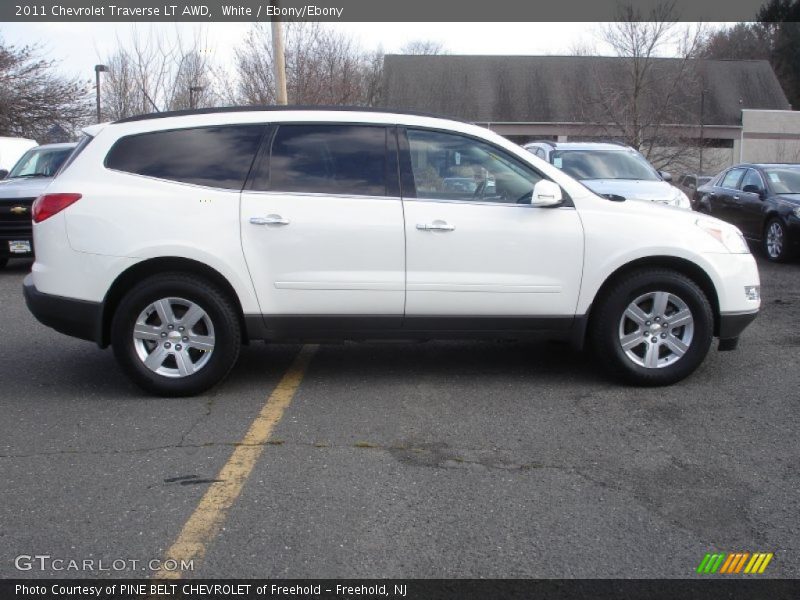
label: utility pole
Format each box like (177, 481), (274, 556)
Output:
(699, 89), (706, 176)
(94, 64), (108, 123)
(271, 2), (288, 105)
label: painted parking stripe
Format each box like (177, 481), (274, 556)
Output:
(156, 344), (318, 578)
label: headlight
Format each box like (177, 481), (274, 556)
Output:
(696, 219), (750, 253)
(793, 206), (800, 218)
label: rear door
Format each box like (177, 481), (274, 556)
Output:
(399, 127), (584, 332)
(713, 167), (747, 223)
(240, 123), (406, 335)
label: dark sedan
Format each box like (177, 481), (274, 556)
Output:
(694, 163), (800, 262)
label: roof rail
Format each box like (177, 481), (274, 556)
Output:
(113, 104), (465, 124)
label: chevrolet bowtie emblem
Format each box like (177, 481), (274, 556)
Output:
(10, 206), (27, 215)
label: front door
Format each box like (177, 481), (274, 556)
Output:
(400, 128), (584, 330)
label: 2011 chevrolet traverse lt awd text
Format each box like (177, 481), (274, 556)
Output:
(24, 108), (760, 396)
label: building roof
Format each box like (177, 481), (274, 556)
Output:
(383, 55), (791, 127)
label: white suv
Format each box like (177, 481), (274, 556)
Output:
(24, 108), (760, 396)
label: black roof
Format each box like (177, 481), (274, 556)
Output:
(113, 104), (459, 124)
(383, 55), (791, 127)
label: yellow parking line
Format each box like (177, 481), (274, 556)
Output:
(156, 344), (318, 579)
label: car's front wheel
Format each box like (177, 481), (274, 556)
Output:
(763, 218), (791, 262)
(590, 269), (714, 386)
(111, 273), (241, 396)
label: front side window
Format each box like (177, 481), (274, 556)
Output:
(265, 124), (387, 196)
(9, 146), (74, 179)
(720, 168), (746, 189)
(407, 129), (542, 204)
(550, 150), (660, 181)
(105, 125), (265, 190)
(740, 169), (764, 191)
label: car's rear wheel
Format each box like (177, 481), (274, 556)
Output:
(590, 269), (714, 386)
(111, 273), (241, 397)
(763, 218), (791, 262)
(0, 256), (8, 270)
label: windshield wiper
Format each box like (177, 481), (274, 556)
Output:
(14, 173), (50, 178)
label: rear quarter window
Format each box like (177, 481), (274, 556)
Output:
(105, 125), (265, 190)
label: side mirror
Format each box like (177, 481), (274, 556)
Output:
(659, 171), (673, 182)
(742, 184), (765, 197)
(531, 179), (563, 207)
(0, 169), (8, 180)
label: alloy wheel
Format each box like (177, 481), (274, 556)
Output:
(618, 291), (694, 369)
(766, 222), (784, 259)
(132, 297), (215, 378)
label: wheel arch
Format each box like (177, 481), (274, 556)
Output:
(583, 256), (721, 343)
(99, 257), (248, 348)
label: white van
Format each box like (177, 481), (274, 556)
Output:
(0, 137), (38, 176)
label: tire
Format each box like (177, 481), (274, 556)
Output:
(763, 218), (792, 262)
(111, 272), (241, 397)
(0, 256), (8, 270)
(589, 269), (714, 386)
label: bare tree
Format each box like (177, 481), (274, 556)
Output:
(399, 40), (447, 55)
(235, 23), (384, 106)
(0, 36), (91, 141)
(99, 26), (217, 120)
(573, 2), (707, 171)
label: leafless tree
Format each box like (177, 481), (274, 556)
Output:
(99, 26), (217, 120)
(235, 23), (386, 106)
(573, 2), (707, 172)
(400, 40), (447, 55)
(0, 36), (91, 141)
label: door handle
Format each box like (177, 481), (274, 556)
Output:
(250, 214), (290, 226)
(733, 195), (740, 201)
(416, 221), (455, 232)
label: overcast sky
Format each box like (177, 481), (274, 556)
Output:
(1, 21), (730, 84)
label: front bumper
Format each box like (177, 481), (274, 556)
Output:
(717, 310), (759, 351)
(23, 274), (103, 344)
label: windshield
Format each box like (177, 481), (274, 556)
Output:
(550, 149), (660, 181)
(8, 146), (74, 179)
(764, 167), (800, 194)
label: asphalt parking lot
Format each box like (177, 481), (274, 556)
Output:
(1, 254), (798, 579)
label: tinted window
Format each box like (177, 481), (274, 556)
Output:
(265, 124), (387, 196)
(740, 169), (764, 191)
(720, 168), (746, 189)
(106, 125), (265, 189)
(408, 129), (542, 204)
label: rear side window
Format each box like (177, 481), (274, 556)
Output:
(262, 124), (387, 196)
(720, 168), (746, 189)
(105, 125), (265, 190)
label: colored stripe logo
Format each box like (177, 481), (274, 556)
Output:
(697, 552), (773, 574)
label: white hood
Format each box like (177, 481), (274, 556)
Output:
(581, 179), (677, 203)
(0, 176), (54, 200)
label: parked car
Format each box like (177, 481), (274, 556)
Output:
(676, 174), (712, 199)
(0, 142), (78, 269)
(0, 136), (37, 177)
(24, 108), (759, 396)
(523, 141), (691, 209)
(694, 163), (800, 262)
